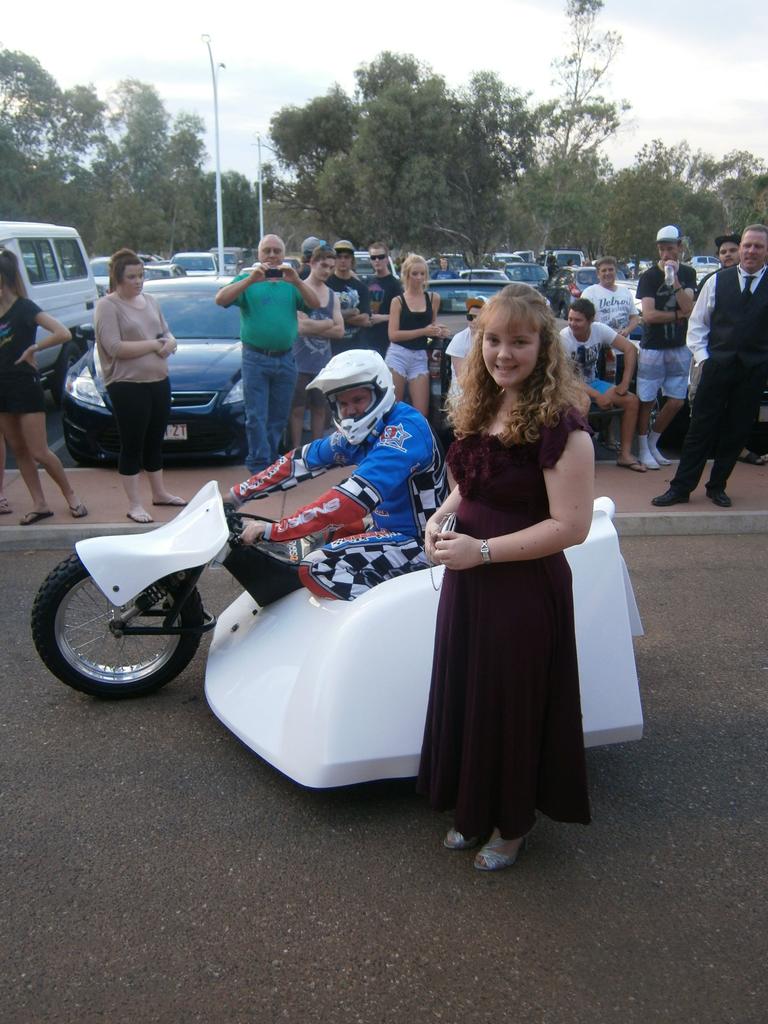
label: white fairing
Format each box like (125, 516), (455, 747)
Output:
(75, 481), (229, 605)
(205, 497), (643, 788)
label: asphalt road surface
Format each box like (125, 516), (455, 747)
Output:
(2, 537), (766, 1023)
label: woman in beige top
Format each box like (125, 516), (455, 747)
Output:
(94, 249), (185, 523)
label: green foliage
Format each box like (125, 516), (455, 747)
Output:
(603, 140), (758, 258)
(3, 15), (767, 270)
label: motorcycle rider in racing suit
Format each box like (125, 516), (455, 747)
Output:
(227, 349), (447, 601)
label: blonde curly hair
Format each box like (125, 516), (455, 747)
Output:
(449, 284), (583, 446)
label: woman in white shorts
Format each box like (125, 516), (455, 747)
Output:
(387, 254), (450, 417)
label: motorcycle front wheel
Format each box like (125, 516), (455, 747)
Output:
(31, 554), (205, 698)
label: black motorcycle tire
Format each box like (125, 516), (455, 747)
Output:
(31, 553), (205, 698)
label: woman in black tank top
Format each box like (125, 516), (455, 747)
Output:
(387, 254), (450, 416)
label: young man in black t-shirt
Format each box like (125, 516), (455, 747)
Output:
(327, 240), (371, 355)
(635, 225), (696, 468)
(363, 242), (402, 359)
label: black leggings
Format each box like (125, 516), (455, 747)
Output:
(107, 379), (171, 476)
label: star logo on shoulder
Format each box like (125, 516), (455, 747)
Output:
(379, 423), (412, 452)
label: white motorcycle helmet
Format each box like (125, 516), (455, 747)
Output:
(307, 350), (396, 445)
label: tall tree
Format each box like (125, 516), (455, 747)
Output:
(519, 0), (628, 250)
(431, 72), (537, 263)
(540, 0), (629, 163)
(0, 48), (104, 223)
(269, 85), (359, 219)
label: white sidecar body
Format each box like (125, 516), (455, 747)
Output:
(205, 496), (643, 788)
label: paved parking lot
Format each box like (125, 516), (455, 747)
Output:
(2, 536), (767, 1023)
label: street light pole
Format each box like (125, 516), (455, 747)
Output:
(257, 133), (264, 240)
(202, 34), (225, 275)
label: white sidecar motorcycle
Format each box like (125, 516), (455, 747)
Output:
(32, 482), (643, 788)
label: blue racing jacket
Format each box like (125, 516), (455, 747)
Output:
(230, 402), (447, 543)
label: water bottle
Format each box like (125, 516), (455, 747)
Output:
(664, 263), (675, 287)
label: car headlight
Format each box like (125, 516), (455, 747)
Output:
(223, 378), (243, 405)
(66, 365), (106, 408)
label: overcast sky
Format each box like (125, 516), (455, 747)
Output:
(7, 0), (768, 180)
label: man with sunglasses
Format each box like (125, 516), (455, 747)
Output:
(364, 242), (402, 358)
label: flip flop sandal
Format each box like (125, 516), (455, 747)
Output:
(127, 511), (154, 524)
(616, 461), (647, 472)
(20, 510), (54, 526)
(152, 497), (187, 507)
(69, 502), (88, 518)
(737, 452), (768, 466)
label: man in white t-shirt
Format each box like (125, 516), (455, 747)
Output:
(581, 255), (639, 341)
(560, 298), (646, 471)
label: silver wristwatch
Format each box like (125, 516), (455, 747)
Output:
(480, 539), (491, 564)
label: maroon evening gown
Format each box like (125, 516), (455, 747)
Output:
(417, 409), (592, 839)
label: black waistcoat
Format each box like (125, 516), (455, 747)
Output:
(709, 266), (768, 366)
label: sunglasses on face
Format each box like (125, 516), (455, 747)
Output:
(370, 253), (387, 261)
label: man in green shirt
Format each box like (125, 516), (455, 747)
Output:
(216, 234), (319, 473)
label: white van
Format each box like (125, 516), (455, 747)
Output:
(0, 221), (98, 404)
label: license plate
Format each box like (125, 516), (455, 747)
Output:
(759, 406), (768, 423)
(164, 423), (188, 440)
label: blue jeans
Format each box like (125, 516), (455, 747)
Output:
(241, 346), (298, 473)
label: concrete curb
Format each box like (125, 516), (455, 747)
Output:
(5, 510), (768, 552)
(614, 510), (768, 536)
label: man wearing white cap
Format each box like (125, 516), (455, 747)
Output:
(635, 225), (696, 468)
(652, 224), (768, 508)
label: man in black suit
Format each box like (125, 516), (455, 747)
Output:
(652, 224), (768, 508)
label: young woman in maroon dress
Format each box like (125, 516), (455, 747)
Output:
(417, 284), (595, 871)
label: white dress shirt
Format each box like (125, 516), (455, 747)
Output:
(687, 264), (767, 365)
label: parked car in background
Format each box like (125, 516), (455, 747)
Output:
(459, 268), (509, 281)
(541, 248), (586, 269)
(170, 252), (219, 276)
(492, 252), (524, 265)
(0, 220), (98, 404)
(89, 257), (111, 296)
(209, 247), (249, 275)
(690, 255), (721, 282)
(62, 278), (246, 464)
(426, 279), (509, 322)
(143, 262), (186, 280)
(690, 255), (720, 273)
(504, 262), (549, 294)
(513, 250), (535, 263)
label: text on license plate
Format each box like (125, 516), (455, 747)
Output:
(164, 424), (188, 440)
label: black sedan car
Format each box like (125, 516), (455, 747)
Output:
(62, 278), (247, 464)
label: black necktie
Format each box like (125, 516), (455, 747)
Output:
(743, 275), (754, 304)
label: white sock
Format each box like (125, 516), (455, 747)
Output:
(638, 436), (659, 467)
(648, 431), (671, 464)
